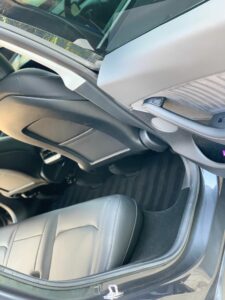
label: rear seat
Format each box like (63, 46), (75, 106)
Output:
(0, 195), (142, 281)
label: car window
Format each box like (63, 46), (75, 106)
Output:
(0, 0), (207, 66)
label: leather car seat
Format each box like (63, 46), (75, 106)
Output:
(0, 195), (142, 281)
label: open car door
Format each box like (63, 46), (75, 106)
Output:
(0, 0), (224, 178)
(97, 0), (225, 177)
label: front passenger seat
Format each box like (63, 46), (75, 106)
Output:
(0, 195), (142, 281)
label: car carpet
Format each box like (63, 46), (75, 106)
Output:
(48, 150), (186, 261)
(51, 150), (185, 212)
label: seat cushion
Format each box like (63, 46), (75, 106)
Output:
(0, 195), (142, 281)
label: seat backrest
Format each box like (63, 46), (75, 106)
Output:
(0, 58), (145, 170)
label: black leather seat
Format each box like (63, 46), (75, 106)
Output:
(0, 195), (142, 281)
(0, 60), (145, 170)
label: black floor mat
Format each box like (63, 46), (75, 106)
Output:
(130, 188), (189, 262)
(48, 150), (186, 261)
(50, 150), (185, 212)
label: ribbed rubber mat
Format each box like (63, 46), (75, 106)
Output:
(51, 151), (185, 212)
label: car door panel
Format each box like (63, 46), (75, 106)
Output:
(97, 0), (225, 177)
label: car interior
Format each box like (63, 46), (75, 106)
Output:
(0, 49), (193, 282)
(0, 0), (223, 289)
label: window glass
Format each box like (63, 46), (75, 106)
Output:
(0, 0), (207, 66)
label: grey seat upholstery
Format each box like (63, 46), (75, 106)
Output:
(0, 195), (142, 281)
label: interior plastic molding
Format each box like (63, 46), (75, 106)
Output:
(132, 101), (225, 176)
(98, 0), (225, 106)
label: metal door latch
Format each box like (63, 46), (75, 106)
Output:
(103, 285), (124, 300)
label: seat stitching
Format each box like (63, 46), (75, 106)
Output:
(0, 246), (7, 249)
(39, 211), (59, 280)
(47, 212), (59, 280)
(13, 233), (42, 242)
(56, 224), (98, 239)
(90, 198), (110, 275)
(121, 198), (139, 264)
(0, 246), (8, 265)
(4, 225), (19, 266)
(105, 197), (121, 270)
(34, 218), (49, 276)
